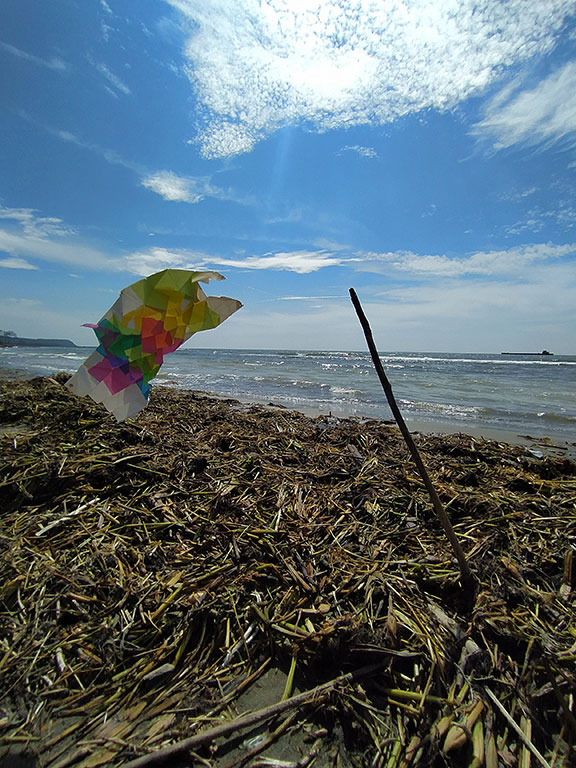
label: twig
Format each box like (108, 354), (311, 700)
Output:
(220, 710), (299, 768)
(122, 663), (385, 768)
(349, 288), (475, 589)
(484, 688), (552, 768)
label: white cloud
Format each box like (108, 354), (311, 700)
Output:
(340, 145), (378, 158)
(0, 208), (333, 276)
(124, 246), (349, 274)
(365, 263), (576, 344)
(43, 125), (239, 206)
(0, 207), (73, 238)
(0, 211), (205, 275)
(474, 61), (576, 150)
(219, 256), (575, 352)
(167, 0), (574, 157)
(313, 237), (350, 251)
(46, 126), (144, 173)
(141, 171), (206, 203)
(123, 241), (576, 278)
(504, 204), (576, 236)
(276, 295), (343, 300)
(266, 208), (303, 225)
(0, 257), (38, 270)
(215, 250), (349, 273)
(0, 41), (67, 72)
(360, 243), (576, 277)
(198, 260), (575, 352)
(2, 206), (573, 284)
(0, 208), (120, 271)
(0, 228), (118, 270)
(124, 247), (208, 275)
(93, 60), (131, 96)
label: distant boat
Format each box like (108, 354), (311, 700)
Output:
(501, 350), (553, 356)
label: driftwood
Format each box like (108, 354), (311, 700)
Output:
(123, 663), (384, 768)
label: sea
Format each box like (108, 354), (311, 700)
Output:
(1, 346), (575, 443)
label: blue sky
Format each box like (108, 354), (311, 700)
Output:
(1, 0), (575, 352)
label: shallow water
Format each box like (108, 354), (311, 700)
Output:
(1, 345), (574, 441)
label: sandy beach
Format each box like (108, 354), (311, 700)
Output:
(1, 375), (575, 767)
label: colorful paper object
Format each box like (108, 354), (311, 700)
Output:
(67, 269), (242, 421)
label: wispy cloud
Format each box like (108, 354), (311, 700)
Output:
(339, 145), (378, 159)
(40, 123), (236, 205)
(141, 171), (207, 203)
(215, 250), (350, 274)
(45, 126), (144, 173)
(124, 247), (209, 275)
(99, 0), (116, 41)
(124, 240), (576, 278)
(0, 208), (120, 271)
(266, 208), (303, 225)
(276, 295), (343, 301)
(124, 247), (349, 275)
(473, 61), (576, 150)
(0, 41), (68, 72)
(0, 208), (189, 275)
(168, 0), (573, 157)
(0, 207), (74, 237)
(361, 243), (576, 277)
(92, 60), (131, 96)
(504, 204), (576, 236)
(2, 205), (574, 293)
(313, 238), (351, 252)
(500, 186), (538, 203)
(210, 259), (576, 352)
(0, 257), (38, 270)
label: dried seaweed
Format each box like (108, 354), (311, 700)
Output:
(1, 375), (575, 767)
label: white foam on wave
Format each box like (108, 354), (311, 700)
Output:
(399, 398), (482, 419)
(384, 355), (576, 366)
(330, 386), (361, 396)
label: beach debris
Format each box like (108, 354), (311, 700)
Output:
(66, 269), (242, 421)
(1, 376), (575, 767)
(142, 664), (176, 690)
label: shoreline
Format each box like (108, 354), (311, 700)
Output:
(175, 387), (576, 458)
(1, 362), (573, 457)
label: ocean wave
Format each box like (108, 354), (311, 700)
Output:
(46, 353), (86, 360)
(296, 351), (367, 362)
(330, 386), (362, 396)
(536, 411), (576, 424)
(383, 355), (576, 366)
(398, 398), (482, 418)
(290, 379), (329, 390)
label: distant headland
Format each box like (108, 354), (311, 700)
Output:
(0, 334), (76, 348)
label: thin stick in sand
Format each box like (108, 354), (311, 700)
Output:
(349, 287), (475, 590)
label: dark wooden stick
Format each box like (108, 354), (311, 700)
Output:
(349, 288), (474, 587)
(122, 663), (385, 768)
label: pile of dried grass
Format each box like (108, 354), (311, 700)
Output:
(1, 375), (575, 767)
